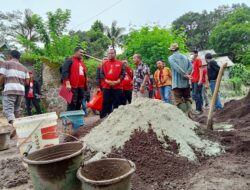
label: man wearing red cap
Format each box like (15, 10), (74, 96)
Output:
(25, 71), (42, 116)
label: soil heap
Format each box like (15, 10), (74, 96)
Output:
(215, 90), (250, 128)
(83, 98), (223, 161)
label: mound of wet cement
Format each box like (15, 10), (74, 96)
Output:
(83, 98), (223, 161)
(0, 157), (29, 188)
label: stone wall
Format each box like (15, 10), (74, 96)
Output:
(42, 63), (60, 87)
(42, 87), (67, 113)
(42, 63), (67, 113)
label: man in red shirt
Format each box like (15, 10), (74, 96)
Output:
(100, 49), (125, 118)
(121, 60), (133, 105)
(191, 50), (203, 114)
(201, 65), (209, 109)
(61, 47), (88, 111)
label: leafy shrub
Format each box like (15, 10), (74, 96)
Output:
(85, 59), (100, 80)
(229, 77), (242, 94)
(230, 63), (250, 85)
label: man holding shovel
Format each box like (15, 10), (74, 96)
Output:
(168, 43), (193, 113)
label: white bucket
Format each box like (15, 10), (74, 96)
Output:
(13, 112), (59, 155)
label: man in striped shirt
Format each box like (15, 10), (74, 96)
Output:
(0, 50), (29, 131)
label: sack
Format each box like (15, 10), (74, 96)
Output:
(87, 91), (103, 111)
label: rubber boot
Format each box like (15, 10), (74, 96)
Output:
(185, 102), (192, 113)
(177, 103), (187, 113)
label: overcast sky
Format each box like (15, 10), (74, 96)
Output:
(1, 0), (250, 31)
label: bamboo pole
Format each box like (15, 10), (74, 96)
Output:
(84, 54), (102, 62)
(17, 120), (44, 149)
(207, 62), (227, 130)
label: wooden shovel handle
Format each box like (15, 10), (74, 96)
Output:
(207, 63), (227, 130)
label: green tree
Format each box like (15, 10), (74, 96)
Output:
(209, 7), (250, 63)
(122, 26), (187, 72)
(105, 20), (125, 49)
(0, 9), (38, 48)
(18, 9), (84, 65)
(172, 12), (204, 50)
(172, 3), (248, 50)
(70, 20), (110, 58)
(31, 8), (71, 47)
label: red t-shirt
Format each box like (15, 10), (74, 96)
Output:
(202, 67), (207, 84)
(191, 58), (202, 82)
(78, 64), (85, 87)
(102, 59), (123, 89)
(69, 57), (87, 88)
(27, 80), (34, 98)
(122, 67), (133, 90)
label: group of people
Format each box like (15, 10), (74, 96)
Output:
(90, 44), (223, 118)
(0, 43), (223, 136)
(168, 43), (223, 115)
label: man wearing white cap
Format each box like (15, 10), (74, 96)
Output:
(168, 43), (193, 113)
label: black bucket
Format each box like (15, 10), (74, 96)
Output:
(23, 142), (83, 190)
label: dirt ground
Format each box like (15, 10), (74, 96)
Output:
(0, 116), (99, 190)
(0, 92), (250, 190)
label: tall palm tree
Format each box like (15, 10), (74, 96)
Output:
(16, 9), (39, 42)
(105, 21), (125, 49)
(11, 9), (39, 50)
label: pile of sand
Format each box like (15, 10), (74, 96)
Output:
(82, 98), (223, 161)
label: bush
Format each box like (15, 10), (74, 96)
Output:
(229, 77), (242, 95)
(230, 63), (250, 85)
(85, 59), (100, 80)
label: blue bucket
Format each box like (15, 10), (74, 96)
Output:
(60, 110), (85, 129)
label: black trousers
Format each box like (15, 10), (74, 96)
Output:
(100, 88), (122, 119)
(67, 88), (85, 111)
(121, 90), (132, 105)
(25, 98), (42, 116)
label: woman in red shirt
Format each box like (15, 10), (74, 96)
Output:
(121, 60), (133, 105)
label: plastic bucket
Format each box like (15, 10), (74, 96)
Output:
(77, 158), (136, 190)
(13, 112), (59, 155)
(0, 130), (10, 150)
(60, 110), (85, 129)
(23, 142), (84, 190)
